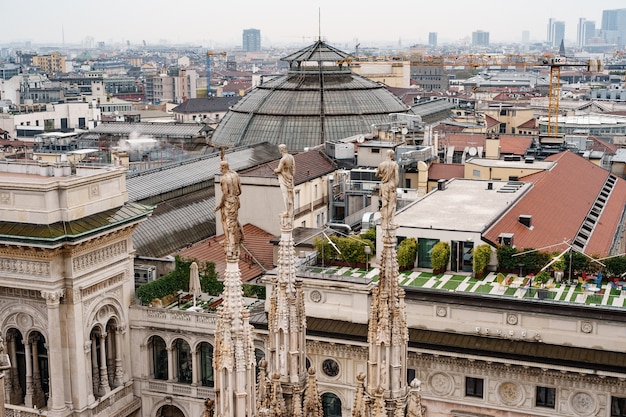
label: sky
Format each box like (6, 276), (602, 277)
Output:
(3, 0), (626, 48)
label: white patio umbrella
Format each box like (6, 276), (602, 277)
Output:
(189, 262), (202, 308)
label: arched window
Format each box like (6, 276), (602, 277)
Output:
(199, 342), (214, 387)
(150, 336), (167, 380)
(175, 339), (192, 384)
(321, 392), (342, 417)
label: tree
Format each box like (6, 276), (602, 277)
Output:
(431, 241), (450, 274)
(397, 238), (418, 270)
(136, 256), (221, 305)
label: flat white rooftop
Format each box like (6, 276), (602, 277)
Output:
(395, 178), (531, 233)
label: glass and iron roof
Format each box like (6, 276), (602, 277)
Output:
(0, 202), (153, 247)
(211, 40), (410, 152)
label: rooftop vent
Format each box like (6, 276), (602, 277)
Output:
(519, 215), (532, 228)
(437, 179), (446, 191)
(498, 233), (514, 246)
(487, 182), (493, 190)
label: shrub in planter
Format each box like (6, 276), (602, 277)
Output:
(472, 244), (491, 278)
(397, 238), (417, 270)
(431, 241), (450, 274)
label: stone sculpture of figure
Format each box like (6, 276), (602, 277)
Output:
(215, 160), (244, 258)
(203, 398), (215, 417)
(0, 335), (9, 369)
(375, 149), (399, 229)
(274, 144), (295, 218)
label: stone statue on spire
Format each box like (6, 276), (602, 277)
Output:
(274, 144), (295, 219)
(375, 150), (399, 231)
(215, 159), (244, 260)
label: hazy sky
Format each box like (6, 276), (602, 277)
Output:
(4, 0), (626, 48)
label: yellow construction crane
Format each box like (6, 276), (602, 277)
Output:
(407, 52), (603, 136)
(540, 55), (603, 135)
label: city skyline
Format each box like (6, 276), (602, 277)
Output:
(3, 0), (626, 48)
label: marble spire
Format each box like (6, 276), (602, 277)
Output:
(213, 157), (257, 417)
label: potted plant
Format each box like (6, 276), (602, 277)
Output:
(431, 241), (450, 275)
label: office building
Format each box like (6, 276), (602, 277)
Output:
(547, 18), (565, 47)
(601, 8), (626, 46)
(471, 30), (489, 46)
(577, 18), (596, 47)
(242, 28), (261, 52)
(428, 32), (437, 48)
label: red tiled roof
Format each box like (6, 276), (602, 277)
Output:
(517, 118), (537, 129)
(484, 151), (626, 256)
(589, 136), (619, 154)
(428, 163), (464, 180)
(177, 223), (275, 282)
(484, 114), (500, 129)
(500, 135), (533, 156)
(240, 150), (337, 185)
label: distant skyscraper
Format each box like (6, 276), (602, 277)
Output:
(242, 28), (261, 52)
(428, 32), (437, 48)
(522, 30), (530, 45)
(601, 8), (626, 46)
(547, 18), (565, 47)
(471, 30), (489, 46)
(577, 18), (596, 47)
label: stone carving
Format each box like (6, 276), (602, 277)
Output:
(73, 241), (127, 271)
(429, 372), (453, 396)
(580, 321), (593, 334)
(215, 160), (244, 259)
(436, 306), (447, 317)
(507, 314), (518, 325)
(274, 144), (295, 218)
(0, 257), (50, 276)
(203, 398), (215, 417)
(498, 382), (523, 405)
(375, 149), (399, 230)
(571, 391), (595, 415)
(0, 191), (11, 205)
(310, 290), (322, 303)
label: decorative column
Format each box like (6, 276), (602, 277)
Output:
(30, 337), (45, 407)
(113, 326), (124, 387)
(22, 338), (33, 407)
(98, 333), (110, 395)
(7, 335), (21, 404)
(191, 347), (199, 386)
(166, 346), (174, 382)
(41, 289), (66, 413)
(1, 336), (11, 417)
(84, 341), (95, 403)
(91, 337), (99, 396)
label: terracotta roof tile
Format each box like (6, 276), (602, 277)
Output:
(484, 151), (626, 256)
(500, 135), (533, 156)
(177, 223), (275, 282)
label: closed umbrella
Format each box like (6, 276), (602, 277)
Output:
(189, 262), (202, 308)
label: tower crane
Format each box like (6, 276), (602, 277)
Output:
(206, 51), (227, 97)
(540, 55), (603, 135)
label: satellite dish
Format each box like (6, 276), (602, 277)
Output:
(468, 147), (477, 156)
(357, 134), (365, 143)
(401, 127), (408, 135)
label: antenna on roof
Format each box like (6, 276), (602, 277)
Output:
(318, 7), (321, 41)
